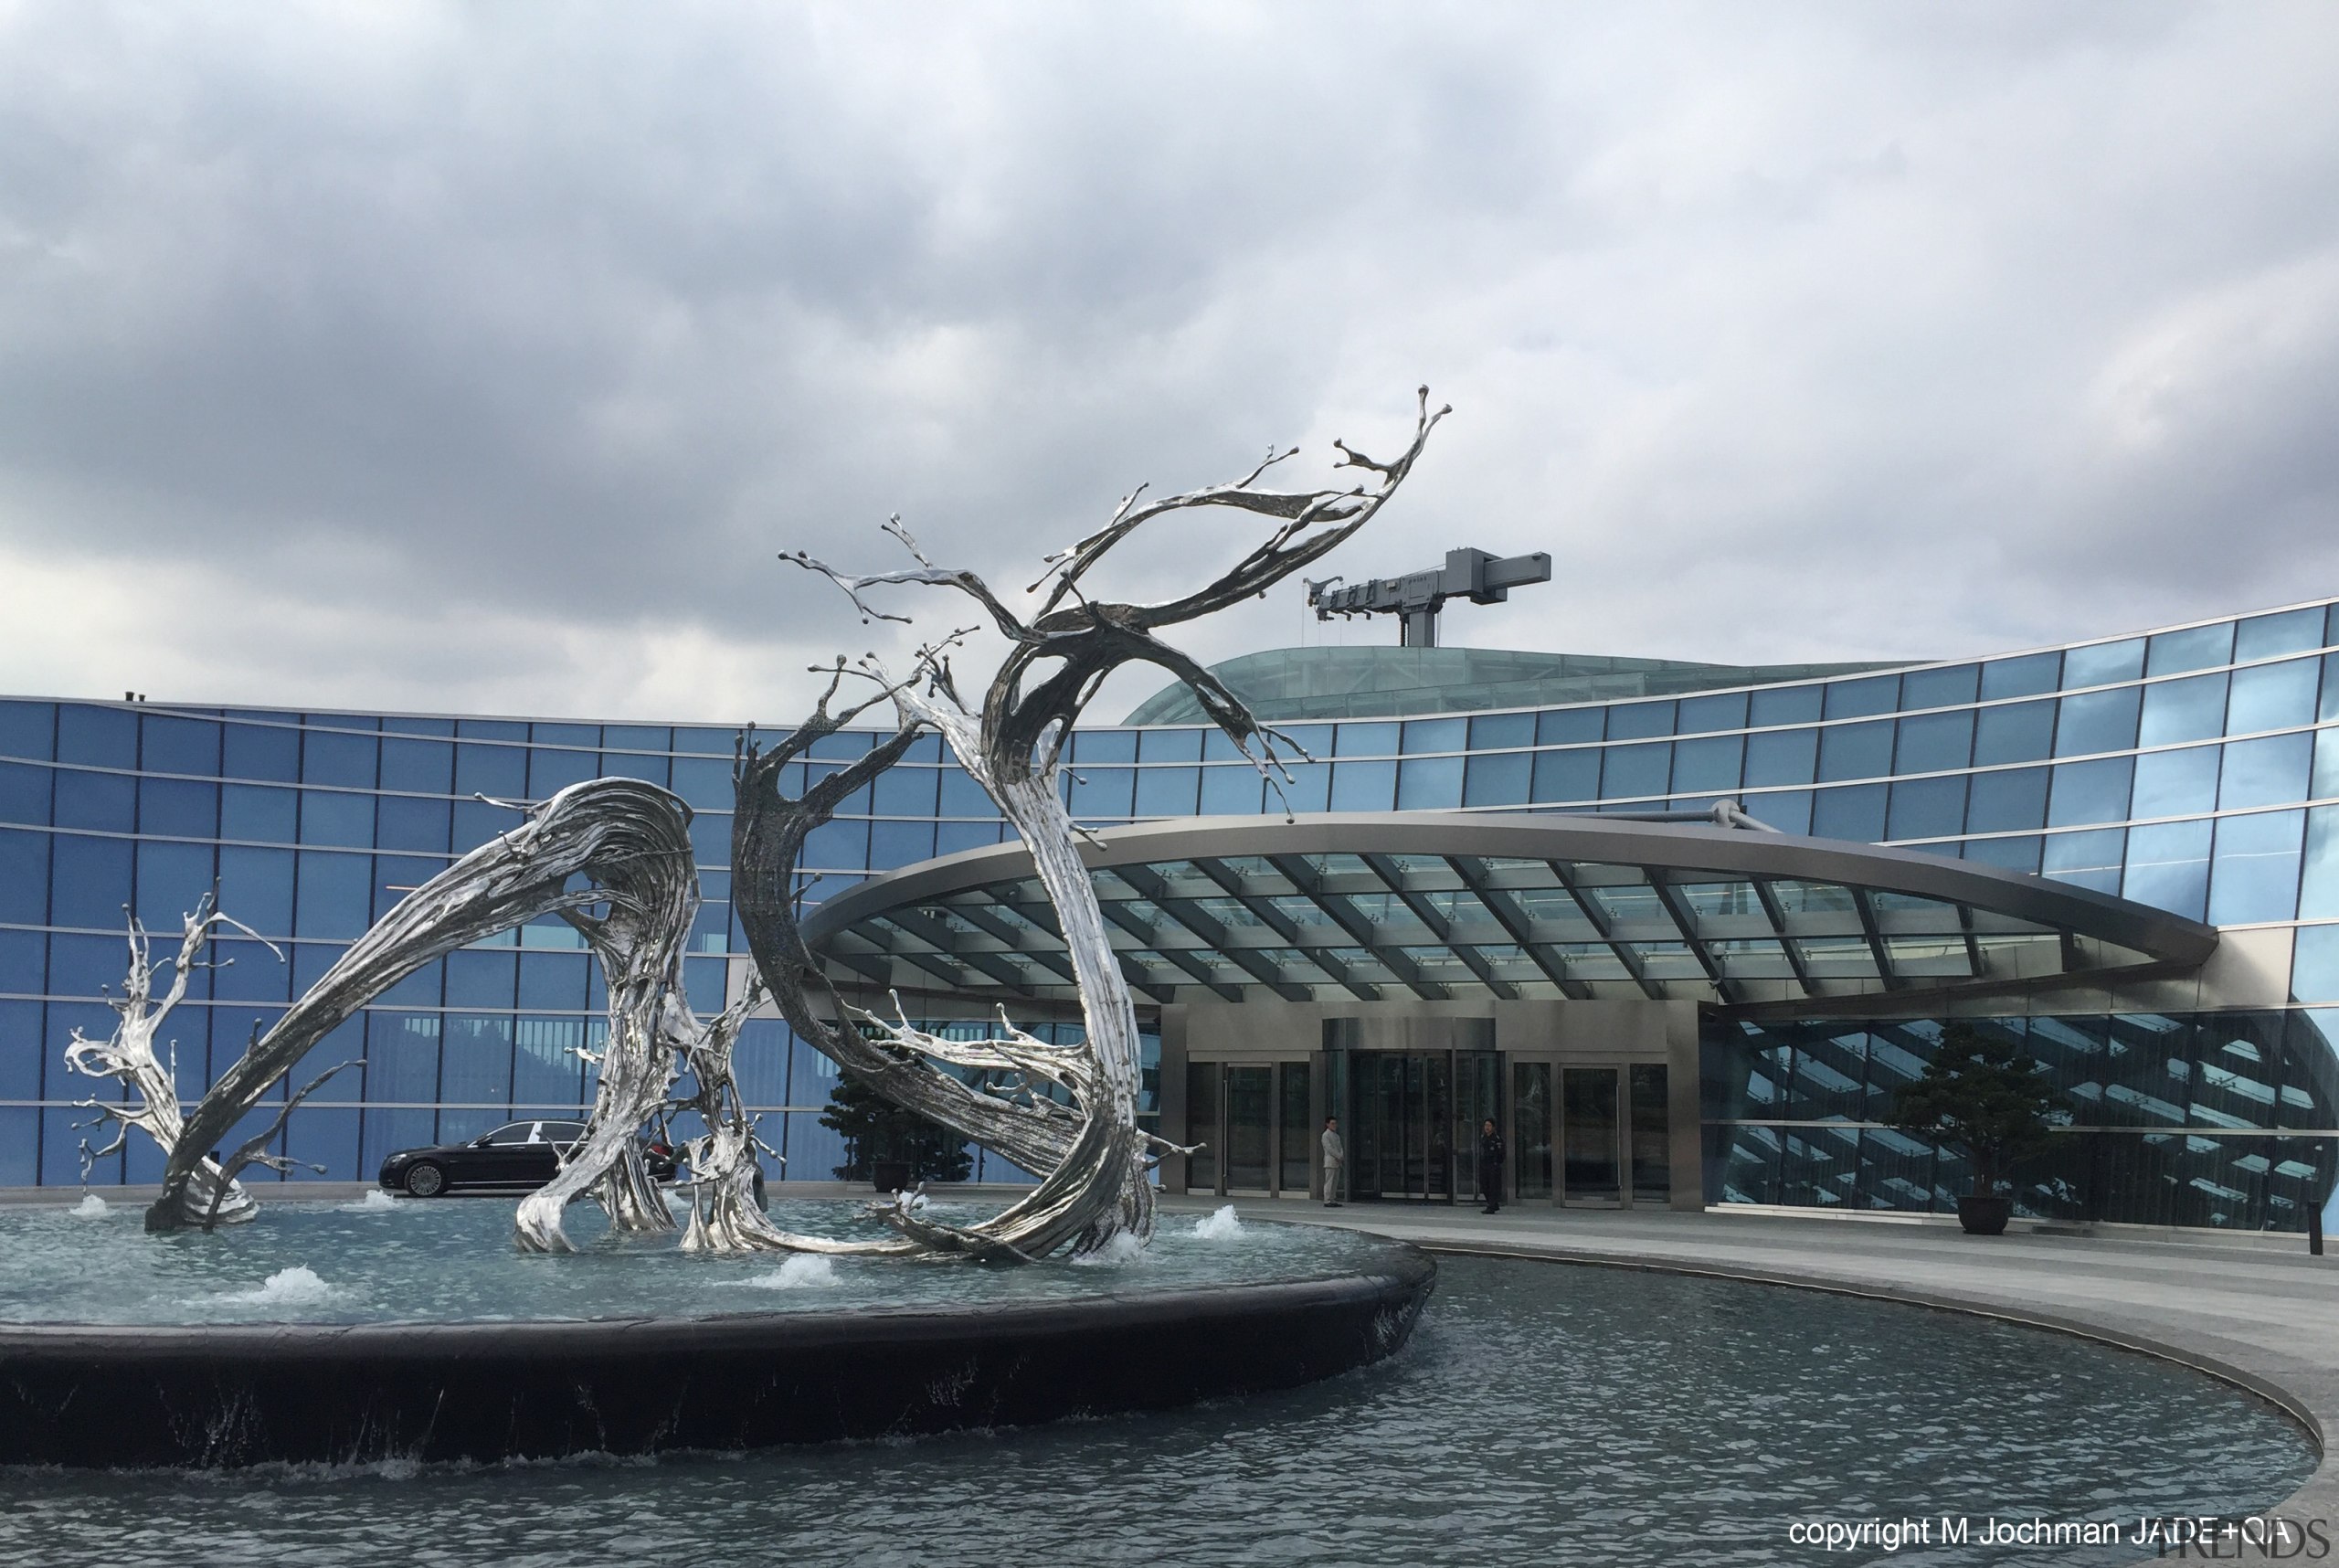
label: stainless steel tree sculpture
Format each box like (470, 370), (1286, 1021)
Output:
(145, 779), (702, 1238)
(751, 387), (1450, 1260)
(62, 898), (300, 1224)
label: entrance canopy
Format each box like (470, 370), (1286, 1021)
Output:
(799, 813), (2217, 1008)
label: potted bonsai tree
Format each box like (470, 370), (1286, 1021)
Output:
(1888, 1022), (2070, 1236)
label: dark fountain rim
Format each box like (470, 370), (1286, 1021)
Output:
(0, 1234), (1437, 1467)
(0, 1241), (1437, 1354)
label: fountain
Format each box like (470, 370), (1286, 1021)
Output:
(0, 393), (1449, 1467)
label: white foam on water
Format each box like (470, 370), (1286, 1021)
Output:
(209, 1265), (341, 1308)
(69, 1193), (110, 1218)
(1071, 1230), (1148, 1267)
(725, 1255), (840, 1290)
(1192, 1204), (1244, 1240)
(337, 1189), (399, 1213)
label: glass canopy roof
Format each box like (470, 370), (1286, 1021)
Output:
(799, 814), (2218, 1008)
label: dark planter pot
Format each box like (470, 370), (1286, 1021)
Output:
(1956, 1195), (2012, 1236)
(872, 1160), (913, 1193)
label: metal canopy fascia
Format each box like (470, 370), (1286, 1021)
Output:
(797, 812), (2218, 1006)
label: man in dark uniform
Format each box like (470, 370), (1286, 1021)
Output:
(1476, 1118), (1505, 1214)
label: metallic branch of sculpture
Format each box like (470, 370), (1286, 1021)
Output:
(62, 898), (283, 1224)
(777, 386), (1448, 1259)
(148, 779), (703, 1237)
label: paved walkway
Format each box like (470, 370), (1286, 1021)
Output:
(1161, 1193), (2339, 1558)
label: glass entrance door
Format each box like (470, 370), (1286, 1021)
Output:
(1561, 1066), (1622, 1204)
(1225, 1065), (1273, 1191)
(1347, 1051), (1499, 1202)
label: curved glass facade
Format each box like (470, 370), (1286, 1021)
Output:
(5, 594), (2339, 1230)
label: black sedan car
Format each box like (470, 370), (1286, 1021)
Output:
(377, 1119), (680, 1197)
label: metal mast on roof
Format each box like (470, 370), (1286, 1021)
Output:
(1304, 547), (1552, 647)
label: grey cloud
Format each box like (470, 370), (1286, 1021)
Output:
(3, 3), (2337, 722)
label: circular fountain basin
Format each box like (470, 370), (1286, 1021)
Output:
(0, 1197), (1432, 1468)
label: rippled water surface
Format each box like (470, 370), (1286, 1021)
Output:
(0, 1208), (2311, 1567)
(0, 1197), (1387, 1322)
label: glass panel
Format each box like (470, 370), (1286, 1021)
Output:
(1894, 710), (1972, 773)
(1812, 719), (1896, 785)
(1401, 717), (1466, 754)
(2292, 927), (2339, 1004)
(2130, 746), (2221, 819)
(1963, 834), (2041, 874)
(2041, 828), (2125, 895)
(2304, 805), (2339, 921)
(2047, 757), (2133, 827)
(1461, 751), (1530, 807)
(1629, 1063), (1669, 1202)
(0, 702), (54, 762)
(1278, 1061), (1312, 1192)
(1069, 730), (1137, 764)
(1537, 709), (1603, 745)
(1981, 652), (2060, 699)
(1973, 700), (2056, 766)
(1900, 665), (1978, 710)
(2228, 658), (2320, 735)
(1669, 735), (1742, 794)
(2235, 607), (2324, 662)
(1561, 1067), (1620, 1202)
(1742, 728), (1817, 787)
(1607, 702), (1674, 740)
(2208, 810), (2304, 926)
(1467, 712), (1536, 749)
(1810, 783), (1886, 842)
(1225, 1065), (1272, 1191)
(1675, 692), (1747, 735)
(2139, 673), (2229, 747)
(1601, 743), (1671, 799)
(1512, 1061), (1551, 1200)
(2055, 686), (2142, 757)
(1966, 767), (2049, 832)
(2146, 622), (2234, 677)
(1749, 684), (1824, 726)
(1824, 675), (1898, 719)
(1134, 766), (1200, 816)
(1528, 748), (1601, 804)
(2063, 639), (2144, 688)
(1329, 760), (1396, 810)
(2122, 819), (2213, 921)
(1198, 767), (1263, 814)
(1139, 728), (1205, 763)
(1184, 1061), (1218, 1192)
(1333, 723), (1398, 758)
(1886, 776), (1965, 840)
(2221, 732), (2313, 810)
(1396, 755), (1465, 809)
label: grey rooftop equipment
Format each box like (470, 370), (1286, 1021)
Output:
(1306, 548), (1553, 647)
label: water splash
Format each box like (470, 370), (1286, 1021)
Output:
(69, 1193), (110, 1218)
(1193, 1204), (1244, 1240)
(211, 1266), (341, 1308)
(726, 1255), (840, 1290)
(1072, 1231), (1148, 1268)
(338, 1190), (399, 1213)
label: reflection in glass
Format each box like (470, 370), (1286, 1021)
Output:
(1974, 700), (2057, 766)
(1561, 1067), (1620, 1202)
(1816, 720), (1893, 782)
(2302, 805), (2339, 921)
(2236, 607), (2325, 662)
(2208, 810), (2304, 925)
(2122, 819), (2213, 920)
(2228, 658), (2321, 735)
(1966, 767), (2049, 832)
(2062, 639), (2145, 688)
(1513, 1062), (1552, 1200)
(1278, 1061), (1312, 1192)
(2139, 672), (2229, 747)
(2048, 757), (2133, 827)
(2147, 622), (2235, 677)
(2220, 733), (2313, 810)
(1743, 727), (1818, 787)
(1225, 1065), (1272, 1190)
(1630, 1063), (1670, 1202)
(1530, 748), (1601, 803)
(2130, 746), (2221, 819)
(1184, 1060), (1218, 1192)
(2055, 686), (2142, 757)
(2041, 828), (2125, 894)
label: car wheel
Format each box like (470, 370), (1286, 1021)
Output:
(404, 1161), (447, 1198)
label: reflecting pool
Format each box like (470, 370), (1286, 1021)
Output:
(0, 1230), (2307, 1567)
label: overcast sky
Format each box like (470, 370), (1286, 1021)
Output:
(4, 3), (2336, 726)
